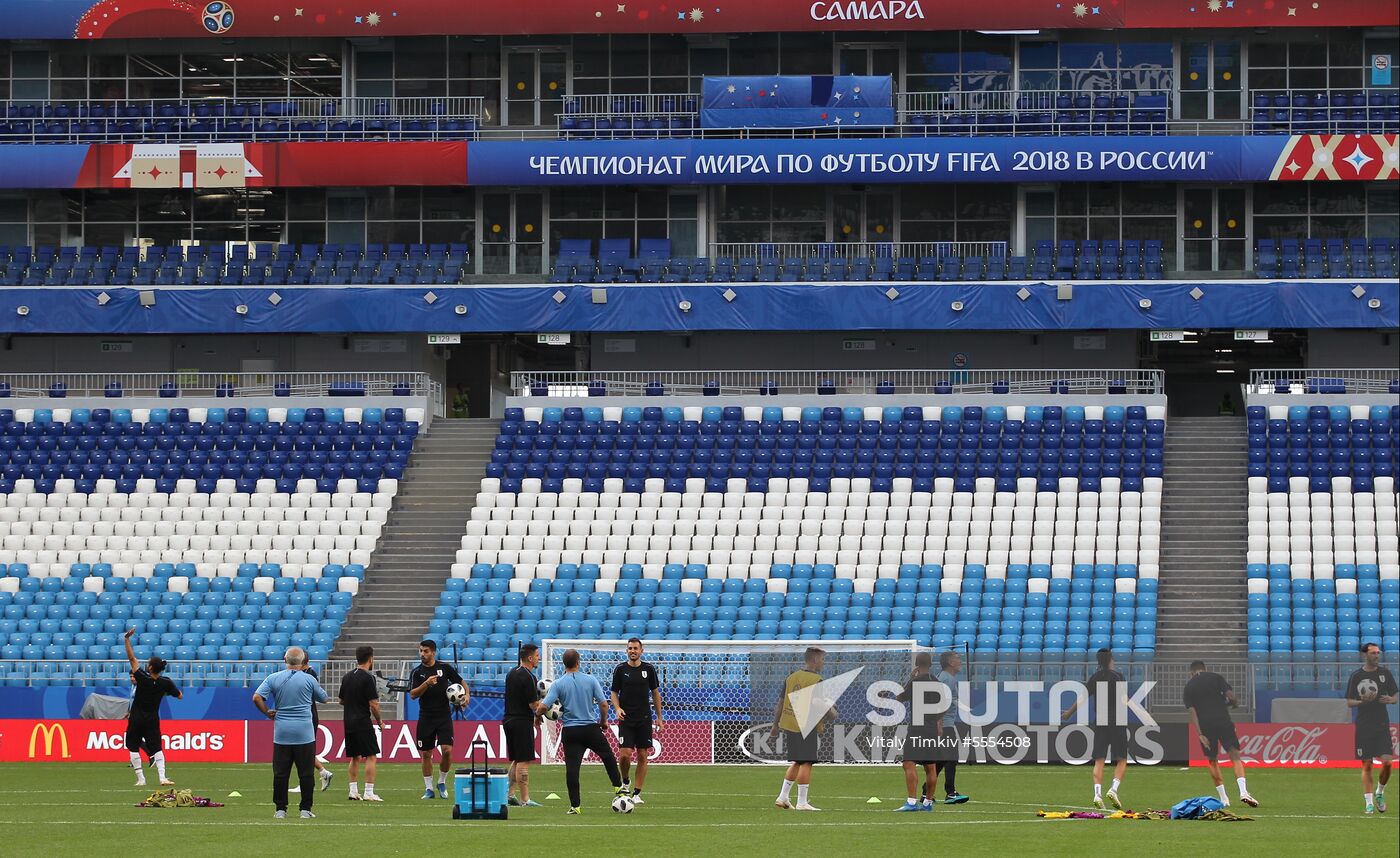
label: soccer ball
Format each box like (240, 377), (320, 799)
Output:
(541, 701), (563, 721)
(201, 1), (235, 34)
(445, 683), (468, 707)
(1357, 678), (1379, 700)
(537, 679), (551, 695)
(611, 795), (635, 813)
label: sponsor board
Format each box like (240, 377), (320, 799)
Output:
(0, 719), (246, 762)
(1189, 722), (1400, 768)
(250, 720), (715, 764)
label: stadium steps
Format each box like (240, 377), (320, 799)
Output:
(1149, 416), (1253, 717)
(330, 418), (498, 662)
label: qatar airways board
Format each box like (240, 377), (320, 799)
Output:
(5, 0), (1394, 39)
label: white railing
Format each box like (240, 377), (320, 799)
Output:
(0, 96), (483, 142)
(513, 369), (1165, 397)
(707, 241), (1008, 262)
(900, 89), (1172, 116)
(0, 371), (433, 399)
(1247, 369), (1400, 395)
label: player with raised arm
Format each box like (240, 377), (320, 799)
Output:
(1347, 642), (1398, 815)
(1183, 660), (1257, 808)
(541, 648), (627, 815)
(409, 639), (468, 799)
(610, 638), (664, 804)
(1062, 648), (1129, 810)
(123, 628), (181, 788)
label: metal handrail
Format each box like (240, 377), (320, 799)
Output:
(2, 96), (482, 121)
(900, 88), (1172, 115)
(1247, 368), (1400, 395)
(0, 371), (433, 399)
(512, 369), (1165, 397)
(707, 241), (1009, 262)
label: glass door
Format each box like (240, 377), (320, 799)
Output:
(832, 189), (896, 243)
(837, 44), (903, 95)
(1182, 187), (1248, 273)
(504, 49), (569, 127)
(481, 191), (545, 276)
(1180, 41), (1242, 121)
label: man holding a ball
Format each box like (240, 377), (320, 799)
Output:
(503, 643), (546, 807)
(1346, 642), (1398, 815)
(409, 639), (467, 800)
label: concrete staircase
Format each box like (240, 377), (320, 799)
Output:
(1154, 416), (1250, 663)
(331, 418), (498, 662)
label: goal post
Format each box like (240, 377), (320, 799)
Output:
(538, 638), (921, 766)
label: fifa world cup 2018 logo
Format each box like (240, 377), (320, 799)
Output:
(202, 1), (235, 33)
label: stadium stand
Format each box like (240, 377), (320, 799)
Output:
(0, 400), (426, 685)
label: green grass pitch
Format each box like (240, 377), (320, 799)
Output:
(0, 762), (1394, 856)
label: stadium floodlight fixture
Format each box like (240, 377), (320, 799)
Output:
(678, 300), (693, 313)
(950, 300), (965, 312)
(455, 304), (468, 316)
(235, 304), (249, 316)
(1138, 298), (1152, 309)
(16, 305), (29, 316)
(1368, 298), (1382, 310)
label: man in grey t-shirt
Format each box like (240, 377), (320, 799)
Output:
(924, 651), (969, 805)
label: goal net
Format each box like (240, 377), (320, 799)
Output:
(538, 638), (919, 765)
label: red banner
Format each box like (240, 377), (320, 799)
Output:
(0, 719), (247, 763)
(72, 143), (468, 190)
(246, 720), (714, 764)
(59, 0), (1398, 39)
(1188, 722), (1400, 768)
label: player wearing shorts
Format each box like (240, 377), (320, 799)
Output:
(1183, 660), (1257, 808)
(1346, 642), (1398, 815)
(337, 645), (385, 802)
(894, 652), (937, 812)
(409, 638), (466, 799)
(503, 644), (545, 807)
(770, 647), (830, 812)
(1062, 648), (1128, 810)
(123, 628), (181, 788)
(610, 638), (663, 804)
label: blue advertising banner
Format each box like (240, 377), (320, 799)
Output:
(466, 135), (1397, 185)
(0, 280), (1394, 335)
(701, 75), (895, 128)
(0, 686), (262, 720)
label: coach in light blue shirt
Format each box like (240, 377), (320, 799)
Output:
(253, 647), (329, 818)
(540, 649), (624, 812)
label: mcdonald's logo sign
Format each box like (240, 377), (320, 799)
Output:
(28, 723), (70, 760)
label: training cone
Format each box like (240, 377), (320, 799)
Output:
(545, 793), (561, 800)
(867, 797), (882, 804)
(227, 791), (242, 798)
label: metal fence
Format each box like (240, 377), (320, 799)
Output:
(512, 369), (1166, 398)
(708, 241), (1008, 262)
(0, 371), (434, 399)
(900, 89), (1172, 115)
(0, 96), (483, 143)
(1247, 368), (1400, 395)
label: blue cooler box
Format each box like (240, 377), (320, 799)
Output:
(453, 768), (509, 820)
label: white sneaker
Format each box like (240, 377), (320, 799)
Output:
(135, 778), (146, 788)
(1219, 797), (1231, 808)
(1106, 791), (1121, 810)
(1092, 796), (1105, 810)
(288, 786), (301, 793)
(348, 793), (361, 801)
(320, 769), (334, 792)
(362, 793), (384, 803)
(794, 802), (821, 811)
(774, 798), (792, 809)
(632, 795), (646, 805)
(159, 779), (175, 787)
(1240, 793), (1259, 808)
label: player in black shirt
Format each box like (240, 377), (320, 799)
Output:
(1346, 642), (1398, 815)
(610, 638), (663, 803)
(123, 628), (181, 788)
(1183, 660), (1258, 808)
(1061, 648), (1128, 810)
(409, 639), (467, 799)
(338, 645), (386, 802)
(503, 643), (546, 807)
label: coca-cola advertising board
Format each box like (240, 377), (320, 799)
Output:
(1190, 722), (1400, 768)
